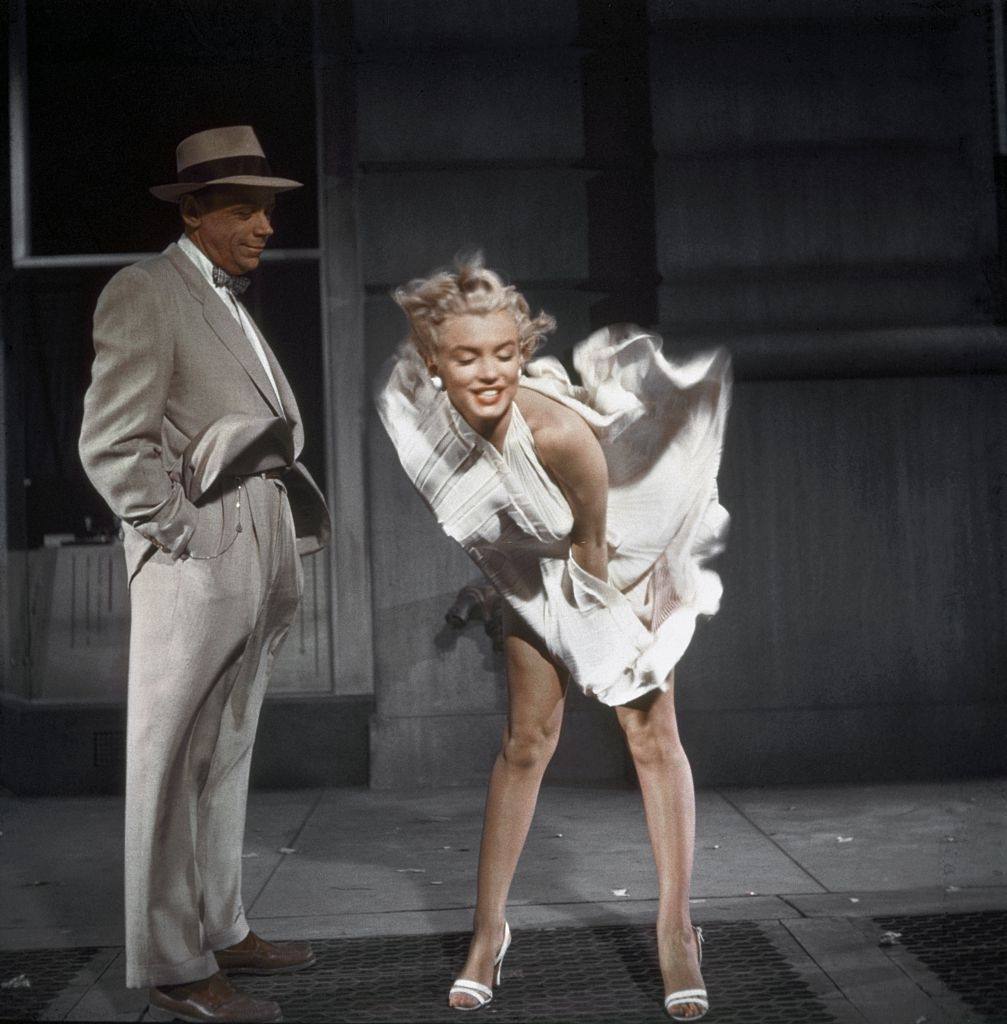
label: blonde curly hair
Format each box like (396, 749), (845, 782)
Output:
(392, 253), (556, 362)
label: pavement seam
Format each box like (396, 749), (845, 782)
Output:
(778, 919), (876, 1023)
(244, 789), (326, 918)
(764, 918), (872, 1023)
(714, 787), (832, 893)
(781, 916), (958, 1024)
(42, 946), (121, 1022)
(776, 893), (810, 918)
(878, 939), (977, 1021)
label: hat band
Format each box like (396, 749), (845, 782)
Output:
(178, 154), (273, 184)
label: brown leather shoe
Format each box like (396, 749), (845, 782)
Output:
(215, 929), (317, 975)
(147, 971), (282, 1022)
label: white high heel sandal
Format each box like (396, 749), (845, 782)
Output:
(663, 925), (709, 1020)
(448, 921), (512, 1012)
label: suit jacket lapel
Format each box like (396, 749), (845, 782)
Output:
(246, 317), (305, 458)
(167, 244), (282, 418)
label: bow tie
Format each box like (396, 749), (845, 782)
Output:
(212, 266), (250, 296)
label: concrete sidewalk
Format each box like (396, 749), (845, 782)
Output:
(1, 778), (1005, 1021)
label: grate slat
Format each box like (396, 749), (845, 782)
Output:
(0, 947), (98, 1022)
(876, 910), (1007, 1021)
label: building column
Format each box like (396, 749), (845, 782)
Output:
(1, 7), (25, 697)
(313, 0), (375, 696)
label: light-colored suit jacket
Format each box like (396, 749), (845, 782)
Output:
(80, 243), (330, 583)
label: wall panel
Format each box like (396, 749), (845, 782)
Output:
(649, 20), (988, 149)
(361, 169), (592, 286)
(654, 149), (984, 272)
(657, 265), (993, 333)
(358, 54), (584, 163)
(648, 11), (997, 336)
(354, 0), (579, 50)
(680, 375), (1007, 714)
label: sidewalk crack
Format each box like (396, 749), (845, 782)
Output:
(715, 788), (831, 893)
(244, 789), (326, 918)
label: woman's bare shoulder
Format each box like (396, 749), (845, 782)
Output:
(516, 386), (590, 440)
(515, 386), (604, 476)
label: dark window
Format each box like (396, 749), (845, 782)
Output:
(26, 0), (318, 255)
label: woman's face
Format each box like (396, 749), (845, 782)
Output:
(432, 311), (521, 438)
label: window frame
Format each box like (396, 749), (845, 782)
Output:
(7, 0), (319, 269)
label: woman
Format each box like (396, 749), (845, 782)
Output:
(377, 257), (730, 1020)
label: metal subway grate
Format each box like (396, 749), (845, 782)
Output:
(233, 921), (839, 1023)
(875, 911), (1007, 1021)
(0, 947), (99, 1022)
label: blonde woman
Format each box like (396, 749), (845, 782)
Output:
(377, 257), (730, 1021)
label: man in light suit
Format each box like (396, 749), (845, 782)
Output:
(80, 126), (330, 1023)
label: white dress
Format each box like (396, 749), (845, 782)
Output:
(376, 325), (731, 706)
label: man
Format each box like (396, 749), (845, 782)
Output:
(80, 126), (330, 1023)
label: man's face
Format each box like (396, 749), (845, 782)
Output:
(181, 186), (276, 276)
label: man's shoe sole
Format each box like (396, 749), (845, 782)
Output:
(147, 1002), (284, 1023)
(217, 953), (317, 976)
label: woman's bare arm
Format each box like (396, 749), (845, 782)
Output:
(534, 407), (609, 581)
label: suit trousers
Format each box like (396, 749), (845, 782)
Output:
(123, 477), (302, 988)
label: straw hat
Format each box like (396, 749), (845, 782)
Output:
(150, 125), (302, 202)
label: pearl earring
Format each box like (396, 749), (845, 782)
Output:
(430, 374), (444, 391)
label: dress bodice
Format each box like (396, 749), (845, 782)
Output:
(500, 399), (574, 543)
(376, 325), (731, 706)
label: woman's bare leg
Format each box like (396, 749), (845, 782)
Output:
(616, 677), (706, 1018)
(449, 615), (566, 1008)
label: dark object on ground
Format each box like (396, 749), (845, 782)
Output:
(445, 580), (503, 651)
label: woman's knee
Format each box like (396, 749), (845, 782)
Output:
(621, 714), (687, 771)
(501, 720), (561, 771)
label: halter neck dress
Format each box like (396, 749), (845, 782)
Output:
(500, 402), (574, 541)
(376, 325), (731, 706)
